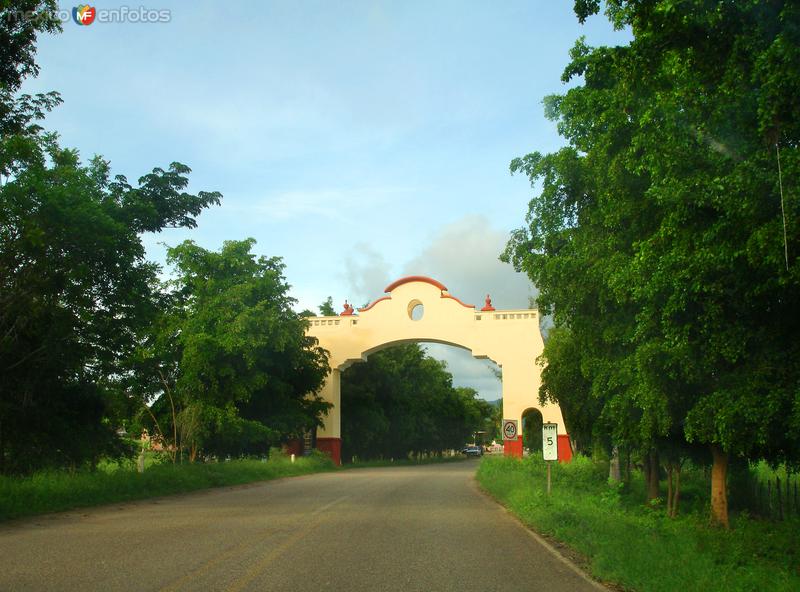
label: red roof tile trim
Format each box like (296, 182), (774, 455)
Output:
(357, 295), (391, 312)
(360, 276), (474, 311)
(441, 294), (475, 309)
(383, 275), (448, 293)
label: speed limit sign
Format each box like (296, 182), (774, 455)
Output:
(502, 419), (518, 440)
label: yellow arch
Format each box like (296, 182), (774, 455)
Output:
(305, 276), (566, 463)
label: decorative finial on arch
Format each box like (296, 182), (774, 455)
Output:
(481, 294), (495, 312)
(340, 300), (355, 316)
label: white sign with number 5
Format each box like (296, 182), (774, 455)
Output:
(542, 423), (558, 461)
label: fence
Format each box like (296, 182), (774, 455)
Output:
(750, 474), (799, 520)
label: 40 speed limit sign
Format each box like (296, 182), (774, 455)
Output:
(502, 419), (518, 440)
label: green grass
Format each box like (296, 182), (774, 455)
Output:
(0, 452), (336, 522)
(0, 451), (471, 522)
(477, 455), (800, 592)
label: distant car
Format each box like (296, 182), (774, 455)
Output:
(461, 445), (483, 457)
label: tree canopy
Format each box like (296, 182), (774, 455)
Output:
(131, 240), (332, 460)
(0, 2), (331, 472)
(0, 0), (60, 94)
(504, 0), (800, 526)
(0, 135), (221, 472)
(318, 296), (336, 316)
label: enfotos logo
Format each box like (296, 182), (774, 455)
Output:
(5, 5), (169, 26)
(6, 5), (171, 25)
(72, 5), (96, 25)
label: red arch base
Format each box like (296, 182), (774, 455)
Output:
(503, 436), (524, 457)
(557, 434), (573, 462)
(317, 437), (342, 466)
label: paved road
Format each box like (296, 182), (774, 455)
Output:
(0, 460), (603, 591)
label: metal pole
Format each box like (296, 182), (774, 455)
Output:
(547, 461), (551, 496)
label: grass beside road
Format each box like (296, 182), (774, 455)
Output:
(477, 455), (800, 592)
(0, 452), (336, 522)
(0, 452), (470, 522)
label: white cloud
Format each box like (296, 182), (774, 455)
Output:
(341, 243), (394, 307)
(402, 214), (537, 309)
(339, 214), (537, 309)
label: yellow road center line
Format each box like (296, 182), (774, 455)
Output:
(224, 494), (350, 592)
(158, 536), (257, 592)
(158, 494), (350, 592)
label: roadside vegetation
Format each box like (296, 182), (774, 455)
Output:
(503, 0), (800, 528)
(0, 450), (336, 522)
(478, 456), (800, 592)
(0, 449), (475, 523)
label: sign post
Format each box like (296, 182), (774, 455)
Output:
(542, 423), (558, 495)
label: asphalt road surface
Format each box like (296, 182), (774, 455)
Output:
(0, 460), (604, 592)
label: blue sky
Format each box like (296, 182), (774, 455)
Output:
(25, 1), (629, 399)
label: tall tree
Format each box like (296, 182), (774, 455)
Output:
(537, 327), (597, 456)
(0, 1), (60, 93)
(0, 0), (224, 473)
(0, 139), (221, 473)
(145, 239), (331, 459)
(318, 296), (336, 316)
(1, 2), (61, 150)
(506, 0), (800, 526)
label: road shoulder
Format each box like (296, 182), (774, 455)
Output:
(471, 475), (614, 592)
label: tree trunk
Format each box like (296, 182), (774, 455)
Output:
(623, 447), (631, 485)
(609, 446), (621, 483)
(646, 450), (660, 501)
(158, 370), (178, 464)
(672, 464), (681, 518)
(666, 463), (674, 516)
(710, 444), (729, 528)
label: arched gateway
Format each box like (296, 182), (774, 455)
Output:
(305, 276), (571, 465)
